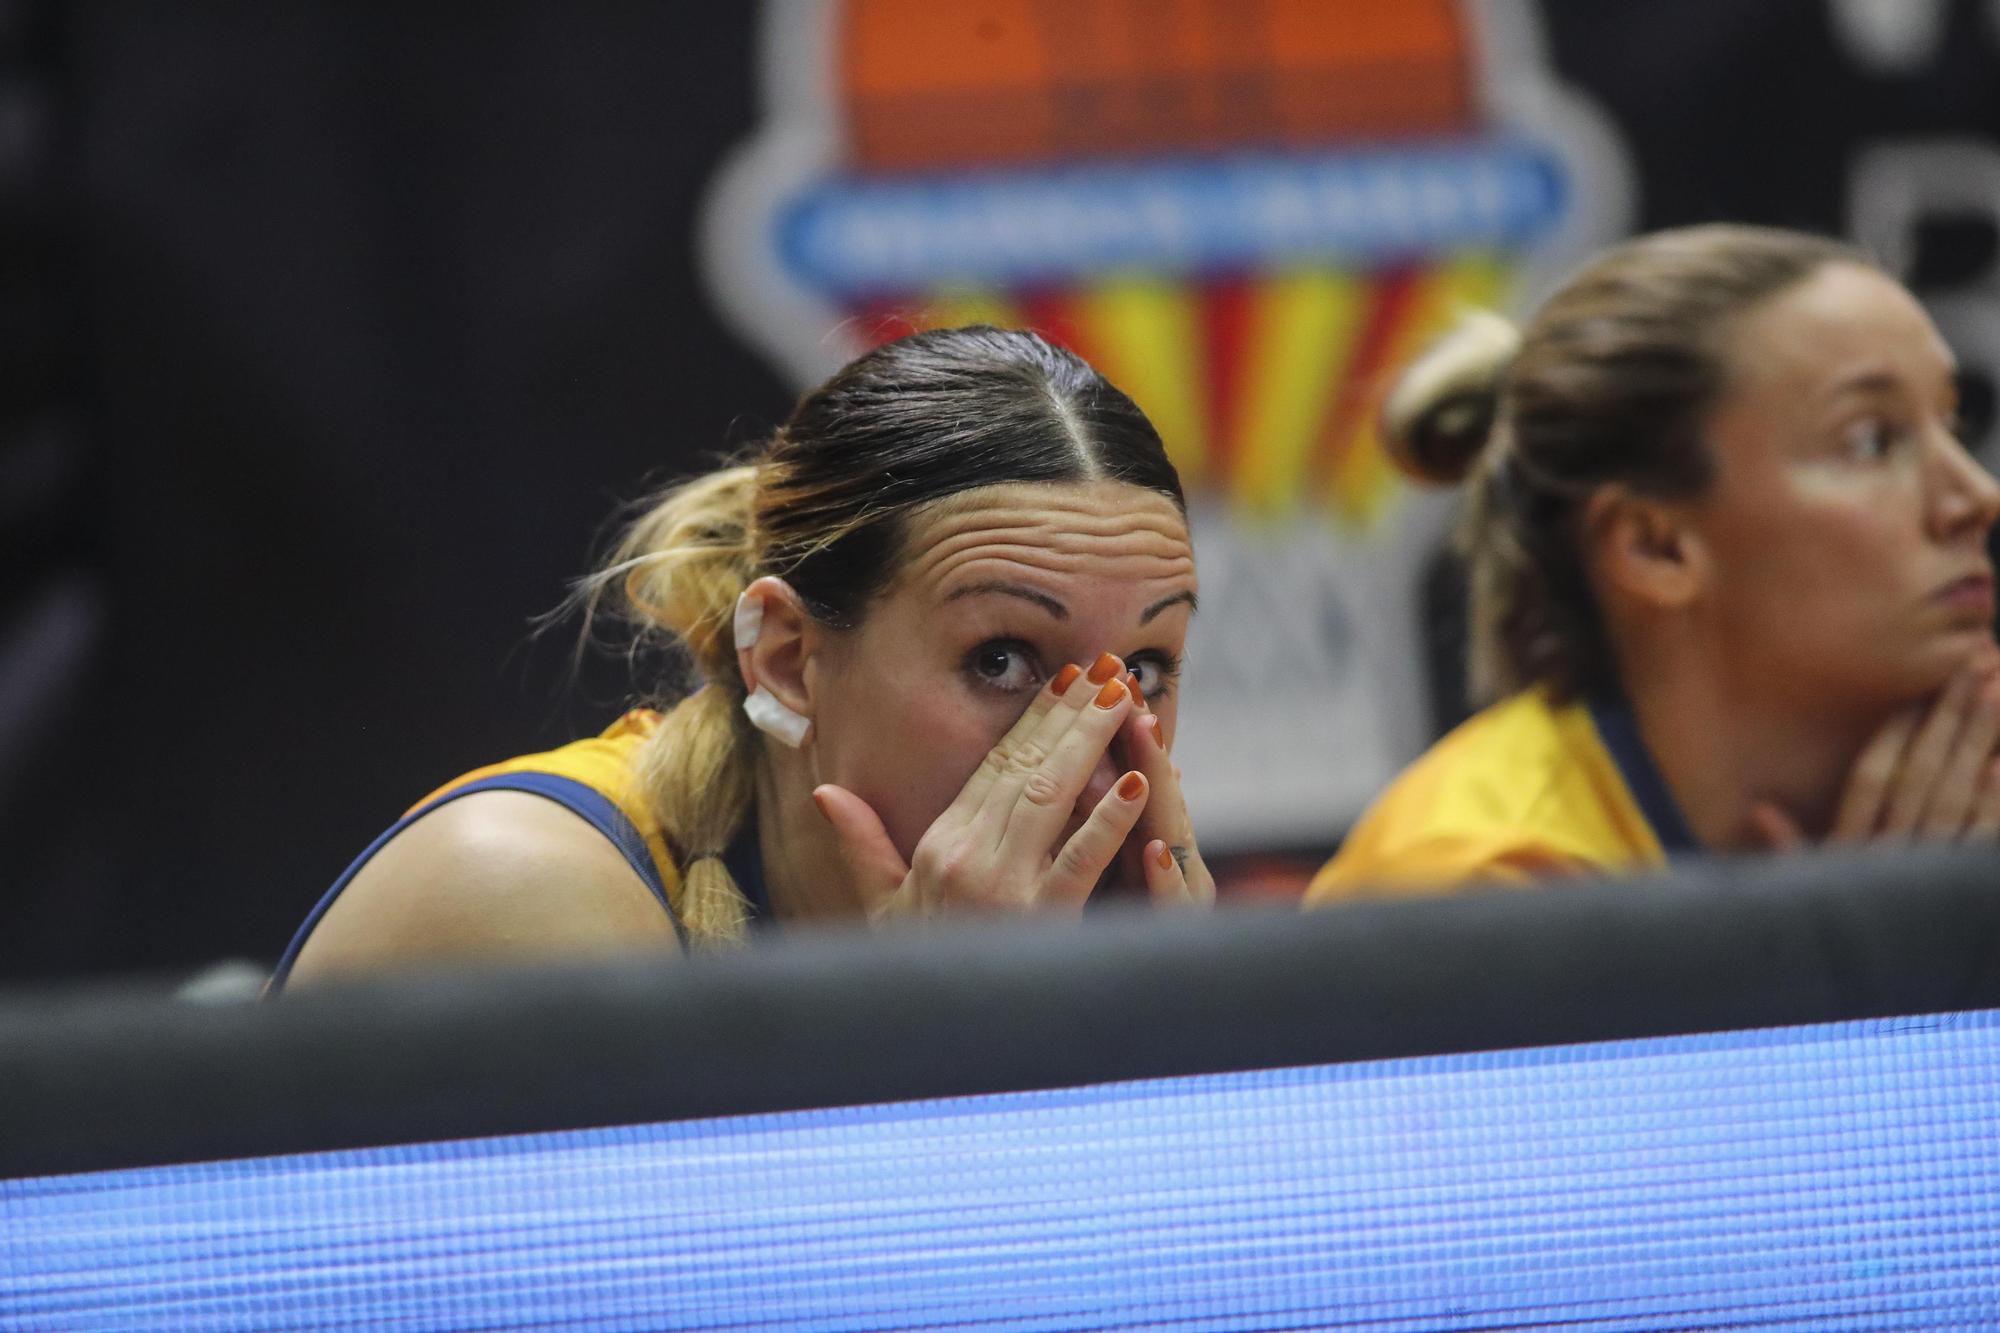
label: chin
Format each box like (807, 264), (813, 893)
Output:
(1867, 630), (1995, 704)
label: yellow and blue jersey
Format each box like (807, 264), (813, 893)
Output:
(1308, 689), (1699, 901)
(270, 709), (765, 988)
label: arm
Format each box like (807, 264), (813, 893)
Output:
(284, 790), (682, 989)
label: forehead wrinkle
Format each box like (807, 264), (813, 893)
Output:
(905, 514), (1191, 584)
(893, 483), (1195, 604)
(923, 542), (1195, 593)
(920, 503), (1187, 543)
(922, 524), (1192, 567)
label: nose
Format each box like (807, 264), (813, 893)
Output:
(1928, 430), (2000, 544)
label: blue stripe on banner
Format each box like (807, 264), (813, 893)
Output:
(776, 138), (1568, 298)
(5, 1009), (1998, 1329)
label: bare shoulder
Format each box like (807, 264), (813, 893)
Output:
(284, 789), (681, 988)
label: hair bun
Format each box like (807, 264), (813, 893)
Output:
(1380, 309), (1521, 485)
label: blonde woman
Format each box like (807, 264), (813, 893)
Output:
(1313, 224), (2000, 898)
(275, 327), (1212, 988)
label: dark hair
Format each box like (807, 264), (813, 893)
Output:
(1381, 224), (1868, 703)
(761, 325), (1185, 625)
(591, 326), (1182, 941)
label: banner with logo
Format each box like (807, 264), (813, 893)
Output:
(702, 0), (1635, 849)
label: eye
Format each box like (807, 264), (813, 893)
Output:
(1126, 652), (1181, 700)
(1841, 416), (1904, 462)
(965, 639), (1042, 695)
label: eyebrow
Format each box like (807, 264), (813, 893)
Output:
(1824, 367), (1960, 402)
(1824, 371), (1904, 400)
(944, 582), (1067, 618)
(941, 583), (1199, 625)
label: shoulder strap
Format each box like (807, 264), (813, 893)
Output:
(268, 773), (685, 992)
(1584, 693), (1701, 857)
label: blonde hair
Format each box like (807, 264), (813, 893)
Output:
(1381, 224), (1867, 704)
(575, 326), (1183, 945)
(582, 465), (762, 942)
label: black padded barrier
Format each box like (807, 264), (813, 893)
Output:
(2, 847), (1998, 1179)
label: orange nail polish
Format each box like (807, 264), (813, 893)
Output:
(1086, 652), (1122, 685)
(1051, 663), (1082, 694)
(1124, 672), (1144, 706)
(1148, 716), (1165, 749)
(1154, 843), (1174, 871)
(1093, 678), (1127, 709)
(1116, 772), (1144, 801)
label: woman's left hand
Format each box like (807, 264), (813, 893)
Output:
(1113, 673), (1216, 907)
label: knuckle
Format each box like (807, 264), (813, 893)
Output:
(934, 846), (978, 884)
(1052, 840), (1099, 882)
(992, 740), (1048, 776)
(911, 842), (955, 883)
(1021, 769), (1068, 808)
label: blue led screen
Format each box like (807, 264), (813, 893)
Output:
(6, 1008), (1998, 1330)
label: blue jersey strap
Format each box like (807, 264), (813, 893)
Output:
(268, 773), (686, 992)
(1585, 692), (1702, 858)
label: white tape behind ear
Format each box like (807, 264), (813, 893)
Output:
(742, 684), (811, 748)
(732, 589), (764, 649)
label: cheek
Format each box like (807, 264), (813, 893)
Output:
(1735, 506), (1893, 590)
(1713, 467), (1889, 579)
(1710, 487), (1926, 650)
(836, 686), (1016, 858)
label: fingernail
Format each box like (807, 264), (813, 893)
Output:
(1093, 678), (1127, 709)
(1124, 673), (1144, 707)
(809, 788), (832, 822)
(1051, 663), (1082, 695)
(1148, 716), (1165, 749)
(1116, 772), (1144, 801)
(1086, 652), (1122, 685)
(1154, 842), (1174, 871)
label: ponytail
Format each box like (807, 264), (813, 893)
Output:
(1381, 309), (1560, 703)
(585, 464), (762, 944)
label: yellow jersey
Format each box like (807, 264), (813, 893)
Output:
(1307, 689), (1699, 901)
(271, 710), (765, 987)
(406, 708), (681, 894)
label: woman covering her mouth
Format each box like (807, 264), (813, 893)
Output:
(1312, 224), (2000, 899)
(274, 326), (1212, 990)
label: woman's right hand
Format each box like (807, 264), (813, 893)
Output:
(1751, 646), (2000, 849)
(813, 653), (1154, 922)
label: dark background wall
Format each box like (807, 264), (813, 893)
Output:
(5, 0), (1998, 981)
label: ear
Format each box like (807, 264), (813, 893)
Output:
(1582, 485), (1707, 611)
(736, 576), (815, 720)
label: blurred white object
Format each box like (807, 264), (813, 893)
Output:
(174, 959), (269, 1005)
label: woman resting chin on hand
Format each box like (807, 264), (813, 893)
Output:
(274, 327), (1212, 991)
(1311, 224), (2000, 900)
